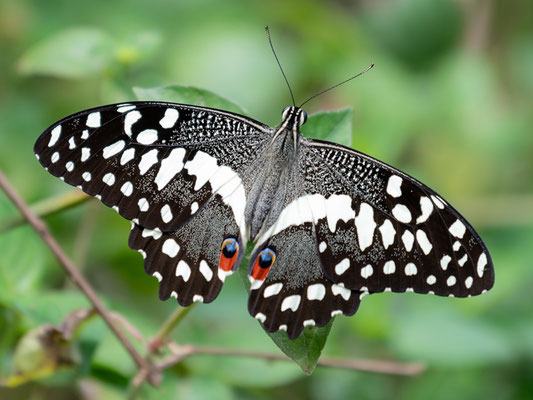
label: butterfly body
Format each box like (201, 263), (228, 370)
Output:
(35, 101), (494, 339)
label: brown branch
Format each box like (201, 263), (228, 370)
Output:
(0, 189), (89, 233)
(156, 343), (426, 376)
(0, 170), (159, 386)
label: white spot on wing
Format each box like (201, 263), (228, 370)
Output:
(51, 152), (60, 163)
(355, 203), (376, 251)
(120, 181), (133, 196)
(449, 219), (466, 239)
(190, 202), (199, 214)
(137, 129), (158, 145)
(263, 283), (283, 298)
(416, 229), (433, 255)
(48, 125), (62, 147)
(331, 283), (350, 300)
(193, 295), (204, 303)
(392, 204), (412, 223)
(120, 148), (135, 165)
(458, 254), (468, 266)
(319, 241), (327, 253)
(386, 175), (402, 198)
(176, 260), (191, 282)
(80, 147), (90, 162)
(102, 140), (125, 159)
(138, 198), (149, 212)
(334, 258), (350, 275)
(68, 137), (76, 149)
(82, 171), (91, 181)
(447, 276), (457, 286)
(404, 263), (417, 276)
(159, 108), (179, 128)
(440, 255), (451, 270)
(102, 173), (115, 186)
(378, 219), (396, 249)
(416, 196), (434, 224)
(65, 161), (74, 172)
(152, 271), (163, 282)
(401, 230), (414, 252)
(160, 204), (173, 223)
(138, 149), (159, 175)
(281, 295), (301, 312)
(81, 130), (89, 140)
(477, 253), (487, 277)
(86, 112), (101, 128)
(124, 110), (141, 137)
(255, 313), (266, 323)
(142, 228), (162, 239)
(383, 260), (396, 274)
(465, 276), (473, 288)
(307, 283), (326, 300)
(303, 319), (316, 327)
(155, 148), (186, 190)
(162, 239), (180, 257)
(426, 275), (436, 285)
(199, 260), (213, 281)
(361, 264), (373, 278)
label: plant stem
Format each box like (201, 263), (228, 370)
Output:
(0, 189), (90, 233)
(148, 304), (196, 354)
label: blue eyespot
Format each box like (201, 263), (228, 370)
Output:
(258, 248), (276, 269)
(221, 238), (238, 258)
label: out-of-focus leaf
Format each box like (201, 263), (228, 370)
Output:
(390, 310), (512, 366)
(2, 309), (94, 387)
(0, 195), (47, 302)
(133, 85), (246, 114)
(18, 27), (116, 78)
(302, 108), (354, 147)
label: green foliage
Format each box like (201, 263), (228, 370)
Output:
(0, 0), (532, 398)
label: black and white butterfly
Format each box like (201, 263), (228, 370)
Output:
(34, 101), (494, 339)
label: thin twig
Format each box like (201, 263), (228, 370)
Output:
(148, 304), (196, 354)
(0, 170), (159, 385)
(0, 189), (89, 233)
(157, 343), (425, 376)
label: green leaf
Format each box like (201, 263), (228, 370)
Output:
(133, 85), (246, 114)
(0, 195), (47, 302)
(301, 108), (354, 147)
(18, 27), (116, 78)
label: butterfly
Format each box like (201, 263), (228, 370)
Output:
(34, 100), (494, 339)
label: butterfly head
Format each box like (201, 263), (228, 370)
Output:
(281, 106), (307, 130)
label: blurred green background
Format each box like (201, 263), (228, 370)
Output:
(1, 0), (532, 398)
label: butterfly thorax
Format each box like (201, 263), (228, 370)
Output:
(246, 107), (307, 241)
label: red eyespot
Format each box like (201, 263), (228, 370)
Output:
(219, 238), (239, 272)
(251, 248), (276, 281)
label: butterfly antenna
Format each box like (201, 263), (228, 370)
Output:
(299, 63), (374, 108)
(265, 26), (296, 107)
